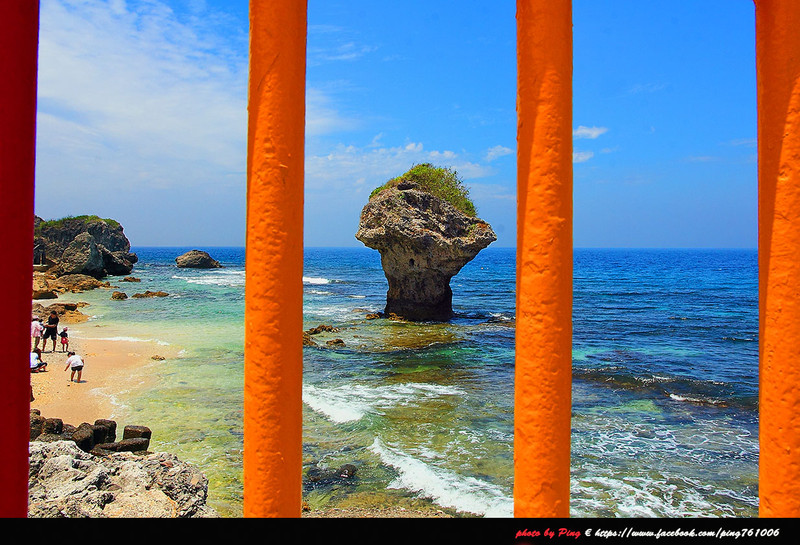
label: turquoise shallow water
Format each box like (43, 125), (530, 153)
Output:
(61, 247), (758, 518)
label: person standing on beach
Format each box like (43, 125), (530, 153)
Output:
(64, 351), (84, 383)
(59, 327), (69, 352)
(43, 311), (59, 352)
(31, 317), (43, 350)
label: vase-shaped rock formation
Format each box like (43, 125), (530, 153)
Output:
(356, 183), (496, 321)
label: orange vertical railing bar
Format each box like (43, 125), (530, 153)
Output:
(515, 0), (573, 517)
(244, 0), (307, 517)
(755, 0), (800, 518)
(0, 1), (39, 518)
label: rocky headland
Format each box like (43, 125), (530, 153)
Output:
(356, 164), (496, 321)
(34, 215), (138, 278)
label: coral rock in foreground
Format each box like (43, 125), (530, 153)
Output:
(356, 170), (496, 321)
(29, 441), (218, 518)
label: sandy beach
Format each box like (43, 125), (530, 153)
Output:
(30, 325), (177, 429)
(29, 303), (458, 518)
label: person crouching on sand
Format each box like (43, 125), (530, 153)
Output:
(59, 327), (69, 352)
(30, 348), (47, 373)
(64, 351), (84, 383)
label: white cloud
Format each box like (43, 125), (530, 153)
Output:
(306, 88), (360, 136)
(573, 126), (608, 140)
(306, 141), (494, 194)
(36, 0), (362, 204)
(36, 0), (249, 198)
(573, 151), (594, 163)
(727, 138), (757, 147)
(485, 145), (514, 162)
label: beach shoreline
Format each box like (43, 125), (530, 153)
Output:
(30, 321), (177, 430)
(29, 296), (461, 519)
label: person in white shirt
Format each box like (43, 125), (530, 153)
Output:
(30, 348), (47, 372)
(64, 351), (85, 383)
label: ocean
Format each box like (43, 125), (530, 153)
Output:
(58, 246), (759, 518)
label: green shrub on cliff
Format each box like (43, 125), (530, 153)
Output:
(35, 215), (121, 234)
(369, 163), (477, 217)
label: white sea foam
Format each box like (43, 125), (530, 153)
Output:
(571, 475), (718, 518)
(669, 393), (726, 406)
(307, 305), (355, 320)
(302, 382), (464, 423)
(303, 384), (370, 423)
(303, 276), (330, 285)
(307, 289), (333, 295)
(172, 270), (245, 287)
(79, 335), (170, 346)
(369, 438), (513, 517)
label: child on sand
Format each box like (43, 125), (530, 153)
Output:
(64, 351), (85, 383)
(59, 327), (69, 352)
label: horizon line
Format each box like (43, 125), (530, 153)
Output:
(129, 244), (758, 250)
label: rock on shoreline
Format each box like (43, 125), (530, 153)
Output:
(29, 410), (217, 518)
(29, 441), (218, 518)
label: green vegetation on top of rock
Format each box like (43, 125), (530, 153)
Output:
(35, 215), (121, 233)
(369, 163), (477, 217)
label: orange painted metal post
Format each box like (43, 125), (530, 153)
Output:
(755, 0), (800, 518)
(244, 0), (306, 517)
(515, 0), (573, 517)
(0, 1), (39, 518)
(0, 0), (39, 517)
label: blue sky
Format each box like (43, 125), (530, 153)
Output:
(34, 0), (757, 248)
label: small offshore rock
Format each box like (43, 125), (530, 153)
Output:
(326, 339), (345, 347)
(111, 291), (127, 300)
(365, 313), (381, 320)
(306, 324), (339, 335)
(175, 250), (222, 269)
(131, 290), (169, 298)
(121, 276), (141, 282)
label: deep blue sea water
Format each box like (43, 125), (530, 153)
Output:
(60, 247), (758, 517)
